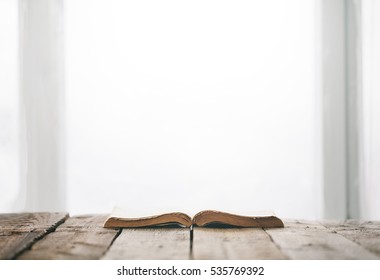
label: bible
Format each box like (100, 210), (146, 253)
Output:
(103, 207), (284, 228)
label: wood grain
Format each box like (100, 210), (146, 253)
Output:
(102, 228), (190, 260)
(192, 227), (287, 259)
(4, 214), (380, 260)
(0, 213), (68, 259)
(321, 220), (380, 257)
(18, 215), (119, 260)
(265, 220), (379, 259)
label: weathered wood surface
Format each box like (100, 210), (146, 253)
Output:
(102, 228), (190, 260)
(321, 220), (380, 258)
(0, 213), (68, 259)
(3, 214), (380, 260)
(265, 220), (379, 259)
(193, 227), (287, 259)
(18, 215), (119, 260)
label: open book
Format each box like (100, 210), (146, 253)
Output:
(103, 208), (284, 228)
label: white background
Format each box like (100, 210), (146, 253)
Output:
(65, 0), (320, 218)
(0, 260), (378, 280)
(1, 0), (380, 220)
(0, 0), (19, 212)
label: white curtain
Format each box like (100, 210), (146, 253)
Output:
(361, 0), (380, 219)
(1, 0), (380, 220)
(0, 0), (19, 212)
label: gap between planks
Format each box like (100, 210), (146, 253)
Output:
(320, 220), (380, 257)
(0, 213), (69, 260)
(192, 227), (287, 260)
(9, 215), (380, 260)
(18, 215), (120, 260)
(264, 220), (379, 260)
(102, 227), (190, 260)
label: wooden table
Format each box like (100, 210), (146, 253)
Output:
(1, 213), (380, 260)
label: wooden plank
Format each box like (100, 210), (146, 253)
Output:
(321, 220), (380, 257)
(102, 228), (190, 260)
(0, 213), (68, 259)
(192, 228), (287, 260)
(18, 215), (120, 260)
(265, 220), (379, 259)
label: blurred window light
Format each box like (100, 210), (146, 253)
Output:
(66, 0), (321, 218)
(0, 0), (20, 212)
(361, 0), (380, 220)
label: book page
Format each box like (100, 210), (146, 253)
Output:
(110, 205), (280, 219)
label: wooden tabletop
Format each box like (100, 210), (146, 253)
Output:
(1, 213), (379, 260)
